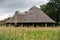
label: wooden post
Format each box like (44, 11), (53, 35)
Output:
(9, 24), (11, 27)
(53, 24), (55, 27)
(21, 24), (23, 27)
(32, 24), (34, 27)
(41, 24), (43, 27)
(26, 24), (29, 27)
(45, 23), (47, 27)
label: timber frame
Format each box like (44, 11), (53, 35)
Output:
(6, 23), (56, 27)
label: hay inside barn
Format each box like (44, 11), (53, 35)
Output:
(6, 6), (56, 27)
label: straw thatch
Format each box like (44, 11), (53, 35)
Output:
(6, 6), (55, 24)
(22, 6), (55, 23)
(6, 13), (24, 23)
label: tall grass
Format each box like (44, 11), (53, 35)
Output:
(0, 27), (60, 40)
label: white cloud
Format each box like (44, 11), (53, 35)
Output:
(0, 0), (49, 21)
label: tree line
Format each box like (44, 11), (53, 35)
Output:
(41, 0), (60, 24)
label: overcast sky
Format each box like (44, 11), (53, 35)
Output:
(0, 0), (49, 21)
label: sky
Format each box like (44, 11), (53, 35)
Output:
(0, 0), (49, 21)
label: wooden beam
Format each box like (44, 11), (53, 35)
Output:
(45, 23), (47, 27)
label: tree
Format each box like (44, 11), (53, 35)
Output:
(41, 0), (60, 24)
(24, 11), (28, 13)
(15, 11), (19, 14)
(0, 17), (11, 25)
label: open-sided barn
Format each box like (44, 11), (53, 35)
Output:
(6, 6), (55, 27)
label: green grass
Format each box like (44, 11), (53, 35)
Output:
(0, 27), (60, 40)
(24, 30), (57, 40)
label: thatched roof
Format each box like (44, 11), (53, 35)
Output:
(22, 6), (55, 23)
(6, 13), (24, 23)
(6, 6), (55, 23)
(0, 21), (2, 25)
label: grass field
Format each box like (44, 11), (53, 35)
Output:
(0, 27), (60, 40)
